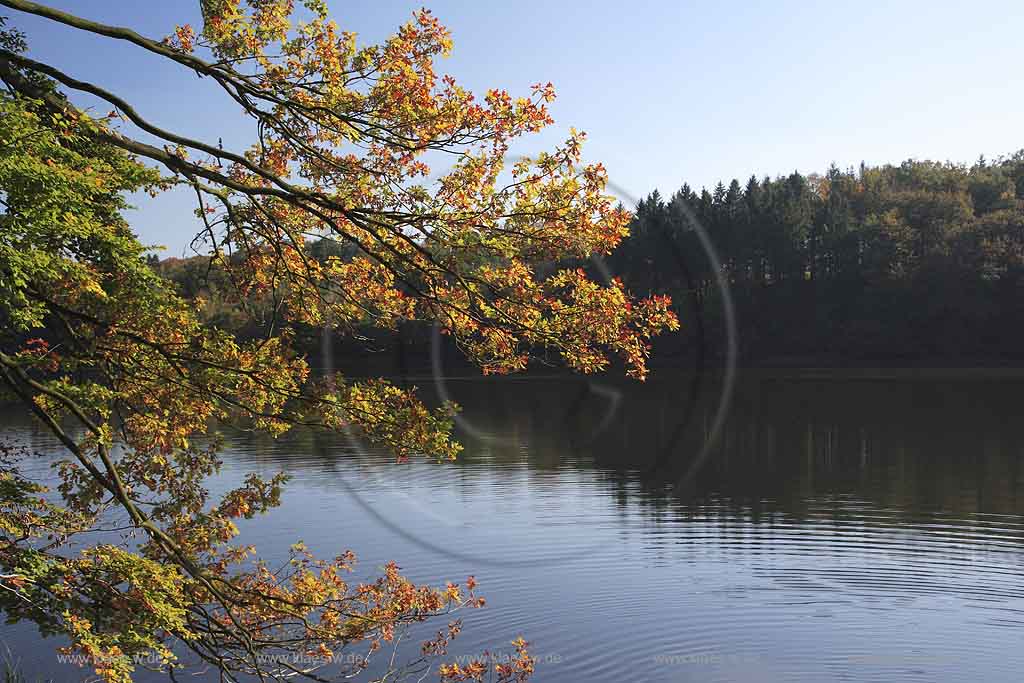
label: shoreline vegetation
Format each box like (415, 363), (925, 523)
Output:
(0, 2), (669, 680)
(151, 150), (1024, 371)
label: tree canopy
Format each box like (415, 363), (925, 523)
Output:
(612, 153), (1024, 363)
(0, 3), (678, 682)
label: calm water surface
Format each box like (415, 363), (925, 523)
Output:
(4, 374), (1024, 682)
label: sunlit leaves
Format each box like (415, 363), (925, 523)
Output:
(0, 1), (684, 680)
(158, 0), (677, 382)
(0, 91), (470, 682)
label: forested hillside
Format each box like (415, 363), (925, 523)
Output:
(611, 152), (1024, 364)
(155, 152), (1024, 367)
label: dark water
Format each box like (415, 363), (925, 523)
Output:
(4, 374), (1024, 682)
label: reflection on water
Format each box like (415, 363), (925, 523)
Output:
(3, 374), (1024, 682)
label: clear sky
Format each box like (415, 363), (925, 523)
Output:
(5, 0), (1023, 255)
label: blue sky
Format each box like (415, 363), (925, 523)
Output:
(6, 0), (1023, 254)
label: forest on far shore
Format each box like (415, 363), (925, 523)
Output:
(156, 151), (1024, 368)
(610, 150), (1024, 366)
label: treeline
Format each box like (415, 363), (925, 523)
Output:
(155, 151), (1024, 368)
(150, 237), (359, 336)
(150, 239), (427, 372)
(609, 151), (1024, 365)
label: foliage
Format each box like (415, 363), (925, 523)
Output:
(0, 2), (677, 682)
(613, 154), (1024, 362)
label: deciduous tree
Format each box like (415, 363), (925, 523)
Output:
(0, 3), (679, 682)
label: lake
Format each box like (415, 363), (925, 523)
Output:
(3, 373), (1024, 682)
